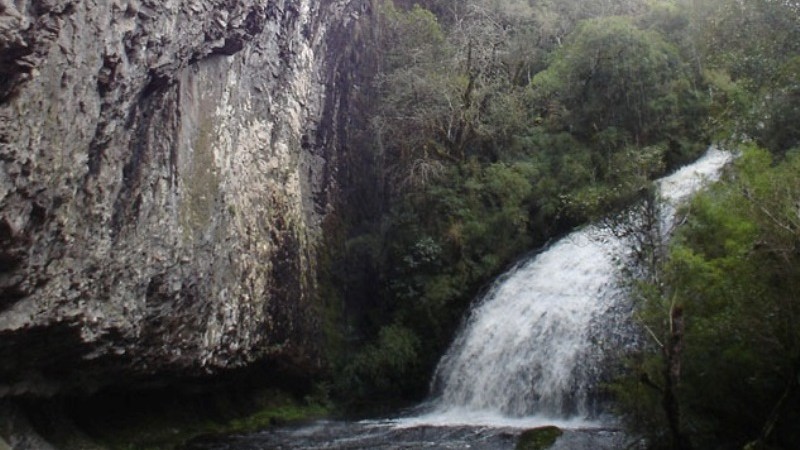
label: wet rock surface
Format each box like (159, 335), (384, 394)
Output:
(183, 421), (630, 450)
(0, 0), (363, 395)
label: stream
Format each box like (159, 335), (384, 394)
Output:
(185, 420), (626, 449)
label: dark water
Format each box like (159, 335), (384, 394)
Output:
(183, 420), (630, 450)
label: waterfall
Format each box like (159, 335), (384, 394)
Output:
(418, 148), (733, 426)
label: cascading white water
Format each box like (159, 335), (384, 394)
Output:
(418, 148), (733, 426)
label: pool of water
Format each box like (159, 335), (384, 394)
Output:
(183, 417), (628, 450)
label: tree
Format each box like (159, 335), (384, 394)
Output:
(685, 0), (800, 151)
(531, 16), (696, 147)
(604, 185), (694, 450)
(616, 147), (800, 449)
(373, 0), (537, 186)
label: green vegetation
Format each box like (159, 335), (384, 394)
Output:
(616, 146), (800, 450)
(516, 426), (563, 450)
(317, 0), (800, 448)
(601, 0), (800, 448)
(326, 0), (709, 407)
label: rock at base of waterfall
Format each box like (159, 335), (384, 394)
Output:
(516, 426), (563, 450)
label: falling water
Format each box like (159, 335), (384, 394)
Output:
(421, 148), (733, 425)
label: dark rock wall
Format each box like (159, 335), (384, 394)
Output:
(0, 0), (366, 396)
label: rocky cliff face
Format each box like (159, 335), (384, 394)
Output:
(0, 0), (366, 396)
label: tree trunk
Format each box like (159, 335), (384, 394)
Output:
(663, 305), (693, 450)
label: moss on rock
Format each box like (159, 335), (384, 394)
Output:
(516, 426), (563, 450)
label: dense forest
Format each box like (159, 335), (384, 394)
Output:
(319, 0), (800, 449)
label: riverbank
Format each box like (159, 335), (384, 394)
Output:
(0, 377), (332, 450)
